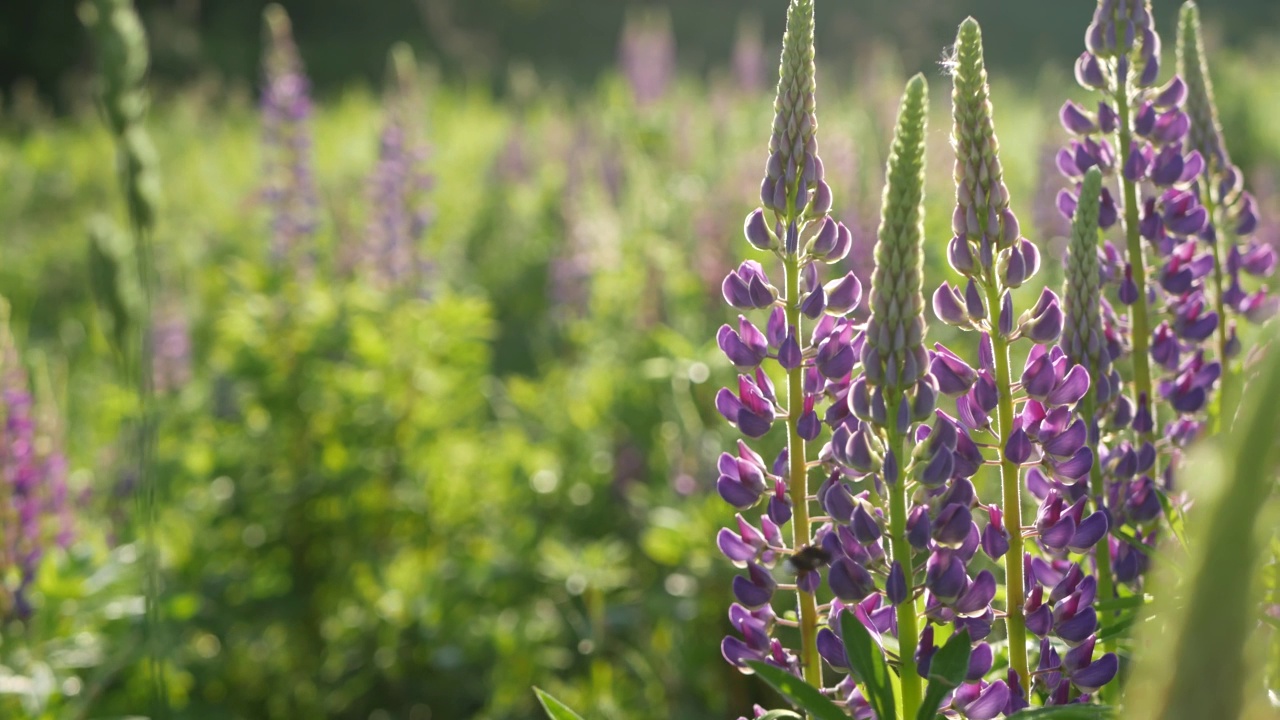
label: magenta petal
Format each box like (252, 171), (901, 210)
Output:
(717, 528), (756, 563)
(1071, 652), (1119, 693)
(963, 681), (1011, 720)
(1069, 511), (1109, 552)
(721, 636), (760, 667)
(955, 569), (996, 616)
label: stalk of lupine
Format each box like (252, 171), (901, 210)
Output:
(1060, 167), (1125, 667)
(937, 20), (1114, 699)
(0, 313), (75, 621)
(1177, 1), (1276, 429)
(732, 14), (766, 96)
(261, 4), (319, 269)
(151, 303), (192, 394)
(82, 0), (167, 712)
(362, 43), (434, 292)
(716, 0), (850, 690)
(618, 7), (675, 107)
(858, 73), (933, 717)
(1061, 0), (1218, 451)
(817, 76), (1008, 719)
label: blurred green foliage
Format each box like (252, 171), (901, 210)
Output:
(4, 0), (1280, 110)
(0, 17), (1279, 719)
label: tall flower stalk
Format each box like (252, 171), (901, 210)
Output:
(939, 18), (1044, 689)
(715, 0), (837, 689)
(861, 73), (931, 715)
(362, 43), (434, 292)
(261, 4), (318, 270)
(1177, 1), (1276, 429)
(81, 0), (165, 714)
(1062, 167), (1118, 659)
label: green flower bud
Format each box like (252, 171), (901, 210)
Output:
(1063, 168), (1106, 371)
(761, 0), (828, 227)
(864, 74), (929, 392)
(1177, 1), (1235, 206)
(949, 18), (1023, 286)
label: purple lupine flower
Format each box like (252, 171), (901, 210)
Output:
(360, 45), (434, 292)
(260, 5), (319, 269)
(618, 7), (675, 107)
(732, 14), (767, 95)
(939, 17), (1107, 695)
(1177, 1), (1276, 419)
(1062, 0), (1221, 455)
(1, 321), (74, 619)
(151, 303), (191, 394)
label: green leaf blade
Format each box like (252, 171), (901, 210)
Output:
(745, 661), (848, 720)
(840, 611), (898, 720)
(915, 629), (971, 720)
(533, 687), (587, 720)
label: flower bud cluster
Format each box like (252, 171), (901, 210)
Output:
(1060, 0), (1225, 447)
(362, 45), (434, 292)
(759, 0), (831, 232)
(1022, 558), (1120, 702)
(1177, 2), (1277, 362)
(0, 318), (74, 621)
(261, 5), (319, 267)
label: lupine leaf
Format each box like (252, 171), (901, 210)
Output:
(1007, 707), (1116, 719)
(757, 711), (804, 720)
(840, 611), (898, 720)
(532, 688), (586, 720)
(916, 629), (971, 720)
(744, 662), (848, 720)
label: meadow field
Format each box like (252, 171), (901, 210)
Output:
(2, 2), (1279, 718)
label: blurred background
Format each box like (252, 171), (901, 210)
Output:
(0, 1), (1278, 719)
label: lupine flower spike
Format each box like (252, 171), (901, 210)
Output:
(261, 4), (319, 269)
(362, 43), (434, 292)
(1063, 0), (1219, 453)
(1177, 1), (1275, 428)
(1062, 167), (1121, 657)
(937, 19), (1115, 699)
(717, 0), (837, 691)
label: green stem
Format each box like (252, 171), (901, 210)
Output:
(1080, 390), (1116, 703)
(783, 253), (822, 691)
(1203, 194), (1237, 432)
(1114, 78), (1155, 449)
(984, 282), (1030, 691)
(885, 403), (922, 719)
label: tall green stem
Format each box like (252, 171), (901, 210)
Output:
(985, 283), (1030, 691)
(885, 406), (921, 719)
(1114, 86), (1155, 447)
(1081, 391), (1116, 704)
(783, 253), (822, 690)
(1203, 194), (1237, 432)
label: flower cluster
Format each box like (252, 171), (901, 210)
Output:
(261, 4), (319, 267)
(361, 44), (434, 292)
(713, 3), (1271, 717)
(1060, 0), (1227, 448)
(1177, 1), (1277, 415)
(0, 318), (74, 620)
(618, 7), (676, 107)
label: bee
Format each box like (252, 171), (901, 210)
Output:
(785, 545), (831, 574)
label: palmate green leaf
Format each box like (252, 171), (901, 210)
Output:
(532, 687), (586, 720)
(840, 611), (898, 720)
(745, 662), (848, 720)
(1007, 707), (1115, 719)
(916, 629), (970, 720)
